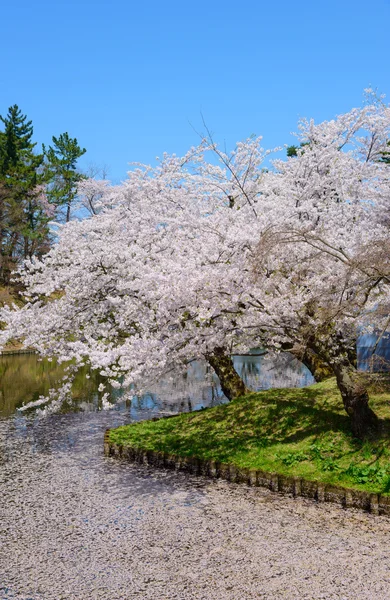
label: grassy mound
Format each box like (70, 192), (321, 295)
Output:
(109, 376), (390, 495)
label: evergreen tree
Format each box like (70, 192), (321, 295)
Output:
(0, 105), (49, 284)
(0, 105), (35, 173)
(44, 133), (86, 222)
(286, 145), (298, 157)
(286, 142), (310, 158)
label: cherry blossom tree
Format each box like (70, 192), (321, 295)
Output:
(250, 98), (390, 436)
(0, 138), (268, 410)
(76, 177), (119, 216)
(1, 97), (389, 437)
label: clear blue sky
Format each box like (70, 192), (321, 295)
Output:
(1, 0), (389, 183)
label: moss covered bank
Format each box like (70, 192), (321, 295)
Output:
(106, 378), (390, 514)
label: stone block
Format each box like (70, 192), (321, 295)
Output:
(133, 448), (143, 463)
(164, 453), (176, 470)
(324, 484), (346, 506)
(218, 463), (230, 481)
(378, 495), (390, 516)
(300, 479), (318, 499)
(209, 460), (218, 478)
(114, 444), (122, 458)
(270, 473), (279, 492)
(142, 450), (151, 466)
(174, 455), (184, 470)
(122, 446), (135, 461)
(345, 488), (370, 511)
(228, 464), (238, 483)
(317, 483), (325, 502)
(293, 477), (302, 497)
(278, 475), (295, 495)
(236, 466), (250, 485)
(370, 494), (379, 515)
(189, 456), (201, 475)
(199, 459), (210, 477)
(256, 470), (273, 489)
(249, 469), (258, 486)
(179, 455), (189, 472)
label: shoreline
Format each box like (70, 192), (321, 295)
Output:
(104, 426), (390, 517)
(0, 348), (36, 356)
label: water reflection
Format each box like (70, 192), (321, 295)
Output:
(0, 354), (104, 418)
(233, 352), (313, 391)
(0, 351), (314, 419)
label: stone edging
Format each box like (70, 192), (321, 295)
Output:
(104, 428), (390, 517)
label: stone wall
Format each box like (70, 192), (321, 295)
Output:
(104, 428), (390, 517)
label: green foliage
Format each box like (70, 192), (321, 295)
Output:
(0, 105), (86, 283)
(0, 105), (49, 283)
(286, 145), (298, 158)
(0, 105), (34, 171)
(379, 140), (390, 164)
(44, 132), (86, 222)
(286, 142), (310, 158)
(277, 450), (309, 465)
(344, 463), (390, 488)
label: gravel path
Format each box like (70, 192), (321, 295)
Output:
(1, 410), (390, 600)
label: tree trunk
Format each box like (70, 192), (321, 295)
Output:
(300, 333), (378, 438)
(206, 347), (248, 400)
(332, 362), (378, 438)
(292, 347), (333, 382)
(280, 342), (333, 382)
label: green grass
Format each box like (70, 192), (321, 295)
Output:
(109, 376), (390, 495)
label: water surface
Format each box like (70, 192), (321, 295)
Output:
(0, 351), (314, 418)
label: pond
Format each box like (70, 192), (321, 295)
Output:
(0, 351), (314, 419)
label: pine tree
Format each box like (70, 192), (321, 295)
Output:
(0, 105), (35, 173)
(0, 105), (49, 284)
(44, 133), (86, 222)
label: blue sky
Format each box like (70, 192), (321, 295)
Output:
(1, 0), (389, 183)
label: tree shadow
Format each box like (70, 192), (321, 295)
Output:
(167, 383), (390, 462)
